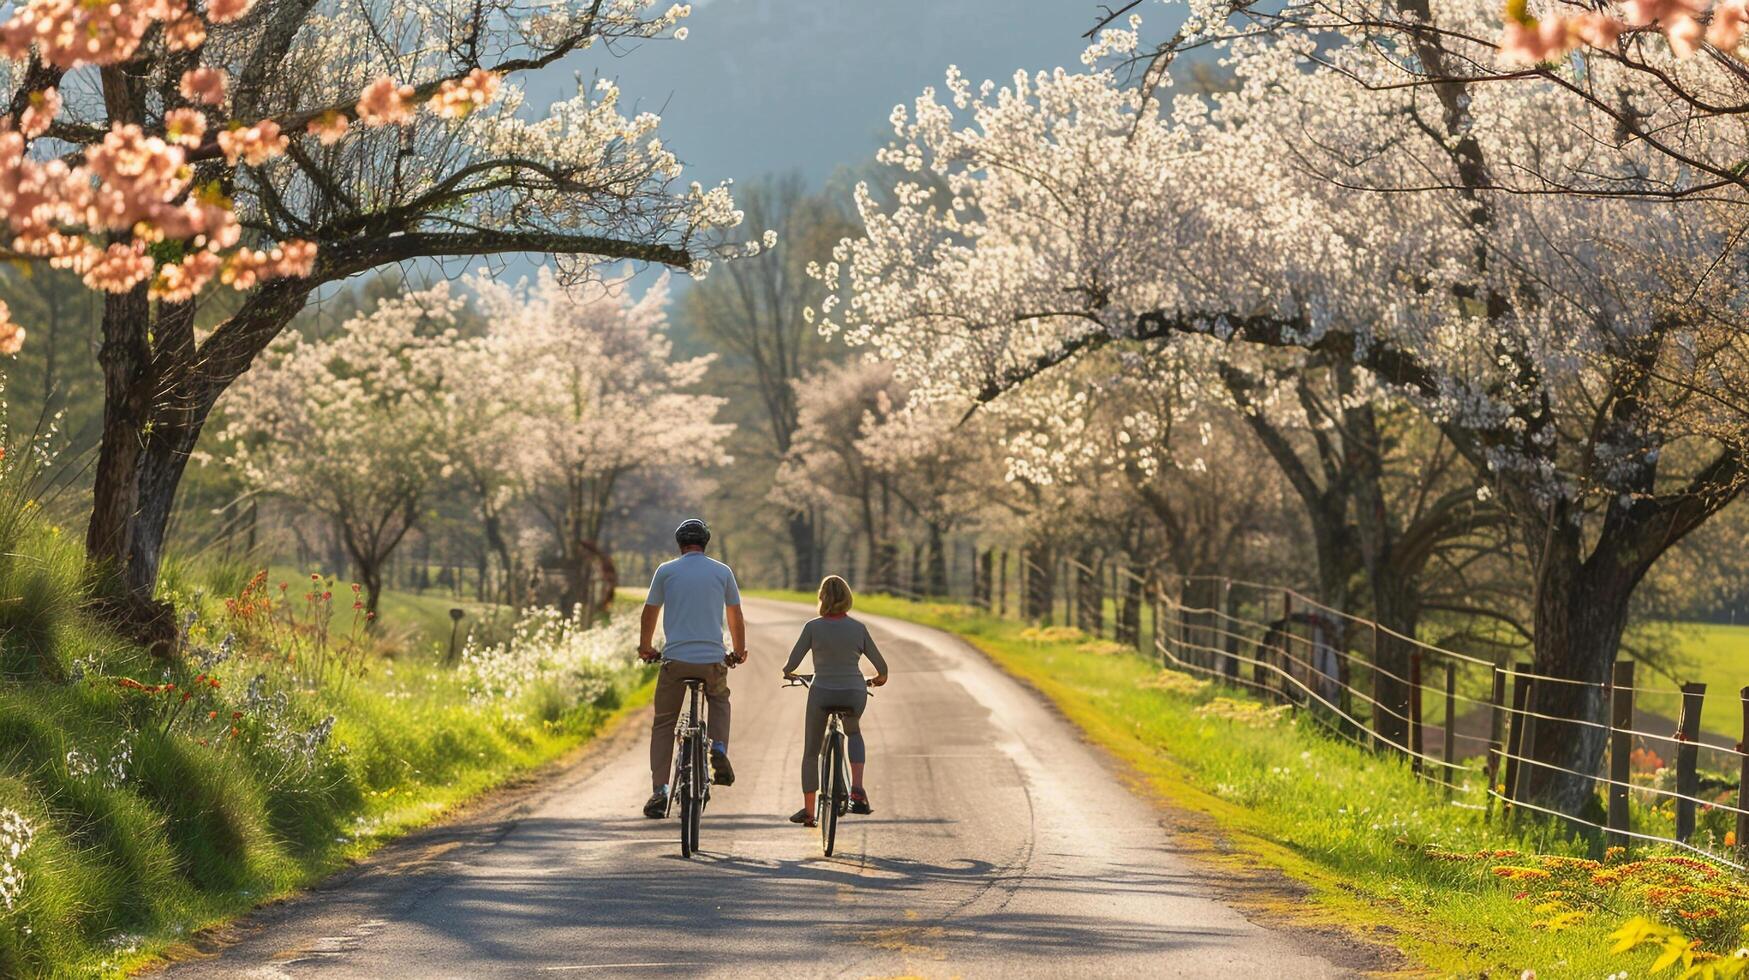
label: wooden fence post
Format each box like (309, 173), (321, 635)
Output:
(1502, 664), (1532, 813)
(1675, 682), (1706, 843)
(1486, 666), (1508, 820)
(1443, 662), (1457, 794)
(998, 550), (1009, 618)
(1410, 652), (1425, 775)
(1608, 660), (1634, 851)
(1511, 672), (1539, 821)
(1736, 686), (1749, 862)
(1370, 622), (1384, 752)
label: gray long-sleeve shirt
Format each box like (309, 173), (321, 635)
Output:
(783, 615), (889, 690)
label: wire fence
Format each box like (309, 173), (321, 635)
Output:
(867, 550), (1749, 871)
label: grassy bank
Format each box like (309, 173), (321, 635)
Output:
(0, 520), (649, 977)
(749, 590), (1726, 977)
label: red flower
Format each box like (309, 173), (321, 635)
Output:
(231, 711), (242, 720)
(208, 710), (218, 719)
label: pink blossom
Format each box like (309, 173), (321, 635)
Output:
(270, 240), (318, 278)
(150, 251), (221, 302)
(1498, 18), (1578, 66)
(165, 107), (207, 148)
(1575, 12), (1627, 47)
(179, 67), (227, 106)
(83, 241), (155, 292)
(20, 88), (60, 139)
(1619, 0), (1706, 27)
(1709, 0), (1747, 47)
(0, 308), (22, 356)
(205, 0), (255, 24)
(0, 0), (180, 68)
(1668, 10), (1707, 53)
(164, 14), (205, 51)
(356, 77), (415, 126)
(217, 120), (287, 166)
(306, 111), (349, 146)
(429, 69), (502, 119)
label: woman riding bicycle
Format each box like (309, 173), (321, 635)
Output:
(781, 575), (889, 827)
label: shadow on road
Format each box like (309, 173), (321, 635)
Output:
(268, 812), (1259, 971)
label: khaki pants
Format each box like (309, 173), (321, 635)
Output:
(650, 660), (731, 790)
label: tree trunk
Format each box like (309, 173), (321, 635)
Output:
(1117, 558), (1143, 646)
(1370, 574), (1417, 753)
(85, 293), (206, 654)
(482, 509), (516, 606)
(1520, 545), (1627, 817)
(356, 559), (384, 618)
(927, 523), (948, 596)
(1022, 542), (1054, 622)
(1076, 552), (1103, 635)
(787, 509), (818, 591)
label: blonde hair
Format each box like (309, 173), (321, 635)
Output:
(817, 575), (854, 617)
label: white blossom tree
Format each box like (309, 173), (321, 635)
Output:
(221, 284), (463, 614)
(818, 18), (1749, 815)
(0, 0), (744, 643)
(468, 267), (733, 615)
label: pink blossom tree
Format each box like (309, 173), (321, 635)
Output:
(0, 0), (738, 644)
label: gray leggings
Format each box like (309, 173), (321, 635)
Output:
(801, 685), (867, 793)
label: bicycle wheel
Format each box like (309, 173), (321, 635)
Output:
(687, 733), (705, 853)
(820, 731), (841, 856)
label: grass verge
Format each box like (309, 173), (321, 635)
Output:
(747, 589), (1705, 977)
(0, 516), (649, 977)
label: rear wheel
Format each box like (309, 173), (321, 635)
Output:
(687, 734), (705, 852)
(819, 732), (841, 856)
(677, 740), (695, 858)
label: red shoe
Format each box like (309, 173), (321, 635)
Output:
(849, 789), (873, 815)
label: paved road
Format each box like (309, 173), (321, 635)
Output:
(164, 598), (1355, 978)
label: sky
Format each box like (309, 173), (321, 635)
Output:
(564, 0), (1101, 191)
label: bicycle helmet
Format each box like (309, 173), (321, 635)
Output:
(674, 518), (711, 548)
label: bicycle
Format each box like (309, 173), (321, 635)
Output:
(664, 676), (711, 858)
(781, 674), (872, 857)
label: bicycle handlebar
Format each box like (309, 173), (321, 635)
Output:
(781, 674), (876, 694)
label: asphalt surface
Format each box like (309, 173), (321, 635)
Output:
(163, 597), (1355, 978)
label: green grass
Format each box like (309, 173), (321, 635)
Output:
(0, 516), (651, 977)
(747, 589), (1692, 977)
(1635, 622), (1749, 737)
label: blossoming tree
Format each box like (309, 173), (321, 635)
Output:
(818, 17), (1749, 814)
(221, 285), (463, 615)
(468, 268), (733, 616)
(0, 0), (738, 642)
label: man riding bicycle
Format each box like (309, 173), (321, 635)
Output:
(638, 518), (747, 819)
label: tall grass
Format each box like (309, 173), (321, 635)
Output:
(0, 477), (648, 975)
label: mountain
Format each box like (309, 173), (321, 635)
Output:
(572, 0), (1101, 188)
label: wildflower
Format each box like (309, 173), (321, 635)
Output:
(1728, 832), (1738, 848)
(0, 808), (35, 911)
(208, 710), (218, 720)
